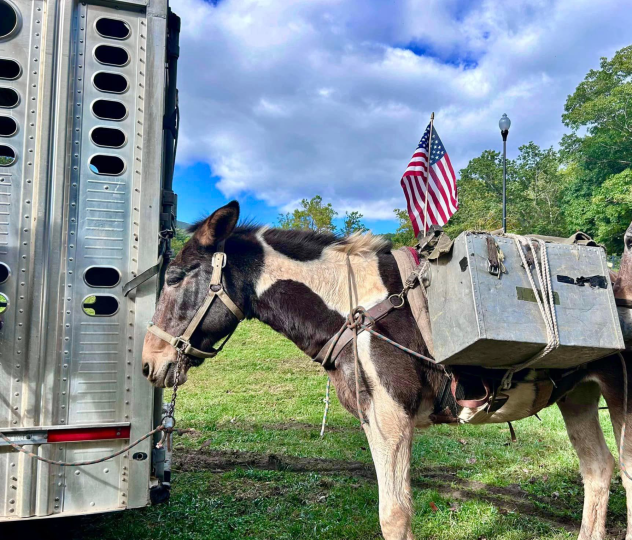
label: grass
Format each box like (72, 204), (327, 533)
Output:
(8, 320), (628, 539)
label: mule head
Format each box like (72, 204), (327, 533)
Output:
(614, 221), (632, 301)
(142, 201), (244, 387)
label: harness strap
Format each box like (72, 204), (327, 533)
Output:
(450, 375), (492, 409)
(147, 240), (244, 359)
(123, 242), (167, 297)
(313, 297), (398, 367)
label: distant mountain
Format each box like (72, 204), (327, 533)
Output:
(176, 220), (192, 231)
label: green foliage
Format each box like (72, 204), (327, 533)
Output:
(82, 295), (97, 316)
(391, 208), (416, 247)
(279, 195), (368, 236)
(340, 210), (368, 236)
(443, 149), (508, 237)
(279, 195), (338, 233)
(171, 228), (191, 256)
(444, 144), (568, 239)
(560, 45), (632, 252)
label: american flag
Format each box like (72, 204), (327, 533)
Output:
(400, 123), (458, 237)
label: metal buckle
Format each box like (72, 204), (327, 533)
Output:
(487, 260), (500, 276)
(213, 252), (227, 268)
(388, 293), (406, 309)
(172, 336), (189, 353)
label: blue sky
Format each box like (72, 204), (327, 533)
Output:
(171, 0), (632, 233)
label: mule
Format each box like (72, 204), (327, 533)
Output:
(142, 201), (632, 540)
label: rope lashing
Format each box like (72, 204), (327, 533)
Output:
(499, 236), (560, 389)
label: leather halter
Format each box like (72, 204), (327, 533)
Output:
(147, 241), (244, 359)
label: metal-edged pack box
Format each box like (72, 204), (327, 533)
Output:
(425, 232), (625, 369)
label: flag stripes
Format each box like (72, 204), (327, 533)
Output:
(400, 122), (458, 237)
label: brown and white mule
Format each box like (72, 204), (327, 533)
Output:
(142, 201), (632, 540)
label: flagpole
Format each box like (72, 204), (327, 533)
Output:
(423, 112), (434, 236)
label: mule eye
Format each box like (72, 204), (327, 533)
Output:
(166, 271), (185, 286)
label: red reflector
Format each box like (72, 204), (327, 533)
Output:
(48, 426), (131, 443)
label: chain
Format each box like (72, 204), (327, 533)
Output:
(165, 351), (184, 422)
(0, 358), (184, 467)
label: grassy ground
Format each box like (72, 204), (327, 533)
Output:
(9, 320), (628, 539)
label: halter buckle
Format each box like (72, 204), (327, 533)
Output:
(172, 336), (190, 353)
(213, 252), (227, 268)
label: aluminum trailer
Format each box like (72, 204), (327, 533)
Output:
(0, 0), (179, 520)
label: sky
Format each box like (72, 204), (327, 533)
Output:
(170, 0), (632, 233)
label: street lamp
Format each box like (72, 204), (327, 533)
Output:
(499, 113), (511, 233)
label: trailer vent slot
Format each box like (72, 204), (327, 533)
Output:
(0, 144), (16, 166)
(94, 45), (129, 67)
(0, 292), (8, 314)
(95, 18), (131, 40)
(84, 266), (121, 288)
(0, 116), (17, 136)
(93, 72), (128, 94)
(92, 99), (127, 121)
(0, 1), (18, 40)
(0, 87), (19, 108)
(82, 295), (119, 317)
(0, 59), (20, 80)
(91, 127), (126, 148)
(89, 154), (125, 176)
(0, 262), (9, 284)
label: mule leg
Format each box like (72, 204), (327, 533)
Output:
(558, 381), (614, 540)
(363, 397), (415, 540)
(599, 358), (632, 540)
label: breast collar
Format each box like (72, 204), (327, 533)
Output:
(146, 240), (244, 359)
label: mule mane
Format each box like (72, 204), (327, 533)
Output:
(331, 232), (391, 256)
(255, 226), (391, 257)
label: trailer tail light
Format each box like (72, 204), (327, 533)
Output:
(48, 426), (130, 443)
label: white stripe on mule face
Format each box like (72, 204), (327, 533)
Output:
(254, 229), (389, 317)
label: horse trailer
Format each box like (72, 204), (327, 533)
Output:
(0, 0), (179, 521)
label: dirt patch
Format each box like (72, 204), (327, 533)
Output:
(174, 449), (581, 533)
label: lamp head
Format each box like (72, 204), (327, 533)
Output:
(499, 113), (511, 132)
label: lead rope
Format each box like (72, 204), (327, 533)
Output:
(0, 358), (182, 467)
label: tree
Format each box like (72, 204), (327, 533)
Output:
(437, 143), (567, 239)
(513, 142), (568, 236)
(391, 208), (416, 248)
(170, 228), (190, 256)
(278, 195), (338, 233)
(561, 45), (632, 252)
(443, 149), (510, 238)
(340, 211), (368, 236)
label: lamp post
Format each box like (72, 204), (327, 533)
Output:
(499, 113), (511, 233)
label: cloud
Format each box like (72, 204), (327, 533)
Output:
(171, 0), (632, 220)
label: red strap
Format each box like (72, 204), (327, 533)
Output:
(407, 246), (420, 265)
(451, 376), (492, 409)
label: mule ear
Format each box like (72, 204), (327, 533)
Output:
(193, 201), (240, 247)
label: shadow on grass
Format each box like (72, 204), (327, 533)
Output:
(176, 448), (585, 533)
